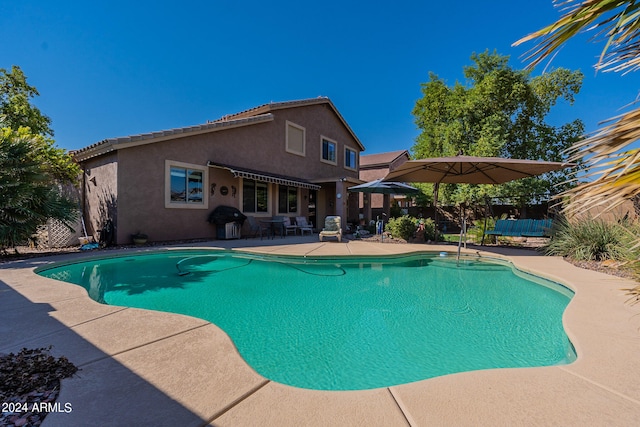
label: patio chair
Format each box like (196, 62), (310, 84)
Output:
(282, 217), (298, 236)
(319, 216), (342, 242)
(246, 216), (270, 240)
(296, 216), (314, 235)
(271, 216), (287, 238)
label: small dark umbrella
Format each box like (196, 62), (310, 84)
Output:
(348, 179), (419, 242)
(347, 179), (420, 195)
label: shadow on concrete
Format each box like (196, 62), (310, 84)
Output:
(0, 262), (210, 427)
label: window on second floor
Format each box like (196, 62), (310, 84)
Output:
(286, 121), (305, 156)
(321, 137), (337, 165)
(345, 147), (357, 170)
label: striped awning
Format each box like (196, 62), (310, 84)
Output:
(208, 162), (321, 190)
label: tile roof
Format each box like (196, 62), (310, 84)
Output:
(213, 97), (364, 151)
(212, 98), (333, 121)
(359, 150), (409, 167)
(73, 97), (364, 161)
(73, 113), (273, 162)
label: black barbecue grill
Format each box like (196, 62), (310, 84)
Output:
(207, 206), (247, 239)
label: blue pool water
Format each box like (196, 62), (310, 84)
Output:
(37, 250), (575, 390)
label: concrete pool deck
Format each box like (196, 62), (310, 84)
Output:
(1, 236), (639, 426)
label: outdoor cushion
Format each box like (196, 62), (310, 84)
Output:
(319, 216), (342, 242)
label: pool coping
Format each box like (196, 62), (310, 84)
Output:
(1, 238), (639, 426)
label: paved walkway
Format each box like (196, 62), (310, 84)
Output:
(1, 237), (639, 426)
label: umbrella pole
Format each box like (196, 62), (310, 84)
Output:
(433, 182), (440, 242)
(457, 221), (462, 265)
(481, 197), (491, 246)
(481, 215), (487, 245)
(456, 205), (466, 265)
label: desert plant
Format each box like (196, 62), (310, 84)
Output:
(0, 129), (79, 252)
(543, 218), (638, 262)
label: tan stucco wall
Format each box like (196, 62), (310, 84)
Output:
(86, 103), (361, 243)
(81, 153), (118, 241)
(204, 104), (360, 181)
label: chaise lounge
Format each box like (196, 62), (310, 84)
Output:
(319, 216), (342, 242)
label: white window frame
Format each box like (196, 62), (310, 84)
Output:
(320, 136), (338, 165)
(344, 146), (358, 171)
(286, 121), (306, 157)
(165, 160), (209, 209)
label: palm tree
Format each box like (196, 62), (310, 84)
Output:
(0, 129), (78, 252)
(514, 0), (640, 217)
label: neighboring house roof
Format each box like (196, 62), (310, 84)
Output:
(360, 150), (410, 169)
(74, 97), (364, 162)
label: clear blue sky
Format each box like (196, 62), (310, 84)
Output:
(2, 0), (639, 154)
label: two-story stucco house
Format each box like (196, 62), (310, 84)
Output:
(73, 98), (364, 244)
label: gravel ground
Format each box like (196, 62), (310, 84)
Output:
(0, 348), (78, 427)
(566, 258), (637, 280)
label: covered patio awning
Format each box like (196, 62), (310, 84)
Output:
(207, 161), (321, 190)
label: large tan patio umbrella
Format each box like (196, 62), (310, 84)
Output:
(384, 155), (569, 185)
(383, 155), (572, 241)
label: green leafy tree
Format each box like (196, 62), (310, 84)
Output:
(0, 66), (53, 136)
(412, 50), (585, 209)
(0, 66), (79, 252)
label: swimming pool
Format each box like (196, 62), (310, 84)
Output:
(37, 250), (575, 390)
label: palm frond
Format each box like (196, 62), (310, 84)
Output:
(567, 107), (640, 157)
(558, 153), (640, 217)
(514, 0), (640, 74)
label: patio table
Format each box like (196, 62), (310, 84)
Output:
(259, 219), (285, 239)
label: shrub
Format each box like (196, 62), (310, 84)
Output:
(420, 218), (436, 241)
(543, 218), (638, 262)
(385, 215), (418, 241)
(390, 203), (403, 218)
(385, 215), (436, 241)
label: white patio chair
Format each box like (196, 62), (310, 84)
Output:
(282, 217), (298, 236)
(296, 216), (314, 235)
